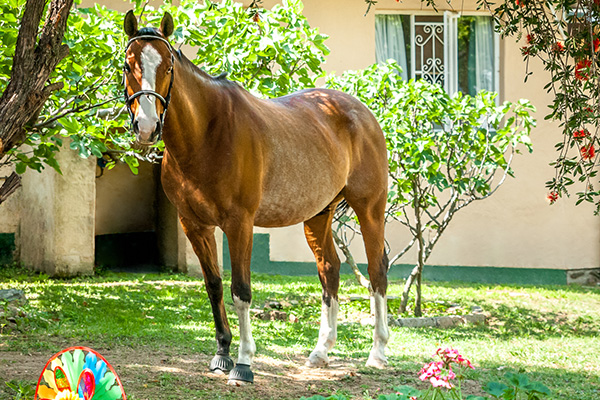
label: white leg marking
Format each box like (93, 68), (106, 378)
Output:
(366, 293), (389, 368)
(233, 295), (256, 366)
(137, 45), (162, 141)
(307, 298), (338, 367)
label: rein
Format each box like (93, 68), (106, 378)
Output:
(123, 35), (175, 142)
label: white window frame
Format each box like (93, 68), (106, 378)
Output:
(376, 10), (501, 97)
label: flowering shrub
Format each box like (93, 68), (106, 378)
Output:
(299, 348), (551, 400)
(482, 0), (600, 211)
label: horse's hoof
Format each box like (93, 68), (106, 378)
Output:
(227, 363), (254, 385)
(305, 352), (329, 368)
(365, 354), (388, 369)
(210, 354), (234, 373)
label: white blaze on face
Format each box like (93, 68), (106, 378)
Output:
(136, 45), (163, 141)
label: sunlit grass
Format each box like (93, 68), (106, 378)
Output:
(1, 264), (599, 399)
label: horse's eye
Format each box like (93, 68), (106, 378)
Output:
(167, 66), (173, 74)
(124, 63), (131, 73)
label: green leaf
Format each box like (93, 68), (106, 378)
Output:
(484, 381), (509, 398)
(524, 382), (551, 396)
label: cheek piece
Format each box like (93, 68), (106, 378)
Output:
(123, 35), (175, 142)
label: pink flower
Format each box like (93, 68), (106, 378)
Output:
(436, 348), (474, 369)
(430, 372), (455, 389)
(419, 360), (456, 389)
(419, 361), (443, 381)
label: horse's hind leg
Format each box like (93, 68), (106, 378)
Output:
(179, 218), (234, 373)
(343, 188), (389, 368)
(303, 204), (341, 368)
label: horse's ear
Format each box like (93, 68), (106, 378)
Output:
(124, 10), (138, 38)
(160, 12), (174, 38)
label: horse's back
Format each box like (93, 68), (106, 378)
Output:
(252, 88), (387, 227)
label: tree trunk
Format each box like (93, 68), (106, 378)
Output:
(0, 0), (74, 200)
(332, 229), (373, 294)
(414, 215), (424, 317)
(399, 180), (424, 316)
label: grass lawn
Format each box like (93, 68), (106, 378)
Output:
(1, 264), (599, 400)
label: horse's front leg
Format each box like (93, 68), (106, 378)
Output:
(223, 216), (256, 385)
(179, 218), (235, 373)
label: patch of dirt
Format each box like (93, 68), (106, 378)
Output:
(0, 345), (415, 400)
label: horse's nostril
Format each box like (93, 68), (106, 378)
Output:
(133, 120), (140, 134)
(153, 122), (162, 141)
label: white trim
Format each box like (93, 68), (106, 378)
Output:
(410, 14), (416, 81)
(494, 28), (501, 98)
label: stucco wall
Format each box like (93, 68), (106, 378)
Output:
(20, 142), (96, 276)
(1, 0), (597, 274)
(256, 0), (600, 270)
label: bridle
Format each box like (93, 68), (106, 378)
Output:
(123, 35), (175, 142)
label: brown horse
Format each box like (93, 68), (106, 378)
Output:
(122, 11), (389, 385)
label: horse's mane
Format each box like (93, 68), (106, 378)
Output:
(133, 28), (232, 84)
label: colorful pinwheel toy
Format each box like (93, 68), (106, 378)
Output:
(34, 346), (127, 400)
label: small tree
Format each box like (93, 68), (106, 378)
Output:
(365, 0), (600, 212)
(327, 62), (535, 316)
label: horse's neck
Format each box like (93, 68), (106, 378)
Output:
(162, 58), (221, 160)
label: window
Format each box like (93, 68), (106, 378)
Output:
(375, 13), (499, 96)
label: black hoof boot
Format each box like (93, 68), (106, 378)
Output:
(210, 354), (234, 373)
(227, 363), (254, 385)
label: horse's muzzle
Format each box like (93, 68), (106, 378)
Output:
(133, 120), (162, 146)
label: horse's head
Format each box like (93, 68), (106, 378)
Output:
(123, 10), (175, 146)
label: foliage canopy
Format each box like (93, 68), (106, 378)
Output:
(0, 0), (328, 175)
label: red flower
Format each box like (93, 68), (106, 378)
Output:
(515, 0), (525, 7)
(552, 42), (565, 53)
(526, 34), (535, 44)
(547, 192), (559, 204)
(575, 59), (592, 81)
(573, 129), (588, 140)
(594, 38), (600, 53)
(521, 46), (531, 56)
(581, 144), (596, 160)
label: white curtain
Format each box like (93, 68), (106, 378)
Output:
(375, 15), (409, 81)
(468, 17), (495, 94)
